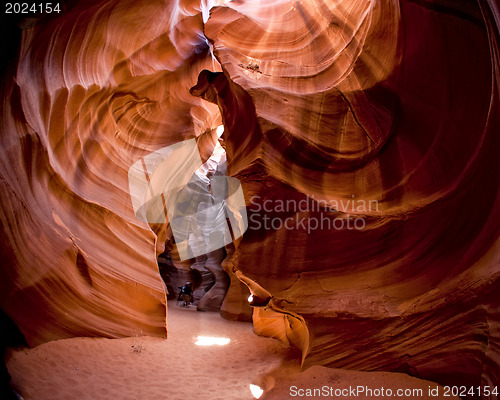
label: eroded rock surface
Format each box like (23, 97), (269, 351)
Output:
(0, 0), (499, 391)
(0, 0), (221, 344)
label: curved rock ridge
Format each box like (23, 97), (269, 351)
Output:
(205, 0), (493, 214)
(0, 0), (499, 393)
(0, 0), (223, 345)
(204, 0), (403, 192)
(194, 0), (500, 389)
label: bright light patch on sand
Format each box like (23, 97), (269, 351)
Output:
(250, 384), (264, 399)
(194, 336), (230, 346)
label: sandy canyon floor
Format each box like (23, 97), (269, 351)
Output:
(6, 301), (458, 400)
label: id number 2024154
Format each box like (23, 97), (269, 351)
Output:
(5, 3), (61, 14)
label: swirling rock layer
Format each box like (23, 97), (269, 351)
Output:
(198, 0), (500, 389)
(1, 0), (499, 392)
(0, 0), (222, 344)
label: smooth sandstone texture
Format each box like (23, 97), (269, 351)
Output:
(1, 0), (499, 391)
(0, 0), (222, 345)
(195, 0), (500, 388)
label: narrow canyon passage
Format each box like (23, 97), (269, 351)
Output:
(0, 0), (499, 397)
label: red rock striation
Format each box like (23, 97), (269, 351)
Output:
(0, 0), (222, 344)
(1, 0), (499, 392)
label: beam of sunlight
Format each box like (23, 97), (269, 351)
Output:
(194, 336), (231, 346)
(216, 125), (224, 137)
(249, 384), (264, 399)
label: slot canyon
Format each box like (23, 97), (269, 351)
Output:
(0, 0), (499, 398)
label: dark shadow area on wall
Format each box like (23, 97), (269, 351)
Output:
(1, 309), (26, 400)
(0, 0), (81, 77)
